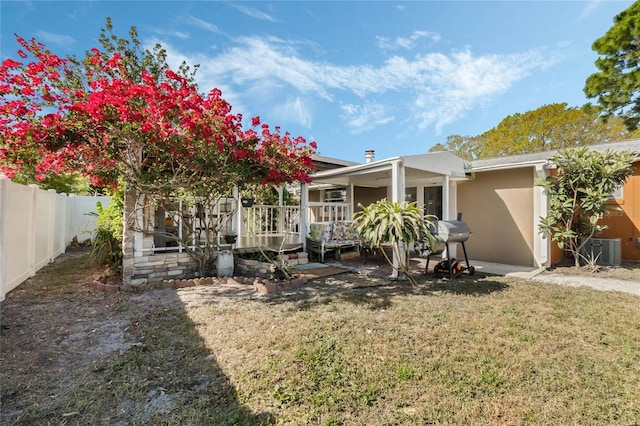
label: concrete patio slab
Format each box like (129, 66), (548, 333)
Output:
(466, 260), (545, 279)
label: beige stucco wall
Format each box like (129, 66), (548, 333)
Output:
(457, 168), (536, 267)
(354, 186), (388, 211)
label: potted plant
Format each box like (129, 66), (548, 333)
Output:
(241, 196), (255, 207)
(224, 229), (237, 244)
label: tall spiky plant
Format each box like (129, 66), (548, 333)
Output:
(354, 200), (436, 286)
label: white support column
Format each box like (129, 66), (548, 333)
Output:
(390, 160), (405, 279)
(277, 186), (284, 206)
(300, 182), (309, 249)
(391, 160), (404, 203)
(417, 185), (424, 211)
(449, 179), (457, 220)
(233, 186), (242, 248)
(349, 183), (355, 218)
(277, 185), (285, 235)
(447, 176), (457, 258)
(442, 175), (450, 220)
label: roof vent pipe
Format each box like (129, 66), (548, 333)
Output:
(365, 149), (375, 163)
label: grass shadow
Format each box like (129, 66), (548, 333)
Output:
(418, 272), (511, 295)
(0, 253), (275, 425)
(269, 270), (511, 312)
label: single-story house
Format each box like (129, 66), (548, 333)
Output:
(122, 139), (640, 285)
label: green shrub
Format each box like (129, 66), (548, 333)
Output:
(90, 189), (124, 271)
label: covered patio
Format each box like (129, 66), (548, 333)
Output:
(233, 151), (470, 253)
(296, 151), (470, 276)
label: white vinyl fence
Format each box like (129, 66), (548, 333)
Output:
(0, 176), (110, 301)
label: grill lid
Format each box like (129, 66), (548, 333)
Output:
(430, 220), (471, 243)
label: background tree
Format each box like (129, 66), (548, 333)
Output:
(538, 147), (635, 267)
(429, 103), (640, 160)
(584, 2), (640, 131)
(0, 24), (316, 276)
(429, 134), (485, 161)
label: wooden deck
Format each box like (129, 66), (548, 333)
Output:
(229, 234), (303, 254)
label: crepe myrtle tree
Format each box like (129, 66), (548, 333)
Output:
(354, 200), (436, 286)
(538, 147), (634, 267)
(0, 34), (317, 276)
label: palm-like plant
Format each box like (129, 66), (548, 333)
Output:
(354, 199), (436, 286)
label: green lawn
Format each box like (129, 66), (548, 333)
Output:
(1, 254), (639, 425)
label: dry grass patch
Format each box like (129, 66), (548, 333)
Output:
(1, 252), (639, 425)
(190, 277), (639, 424)
(544, 259), (640, 281)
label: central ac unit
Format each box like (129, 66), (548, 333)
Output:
(580, 238), (621, 266)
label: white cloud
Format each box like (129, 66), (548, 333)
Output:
(155, 35), (552, 135)
(231, 4), (278, 22)
(274, 96), (313, 128)
(153, 29), (190, 40)
(35, 30), (75, 49)
(376, 30), (441, 50)
(577, 0), (602, 22)
(185, 15), (220, 33)
(341, 102), (394, 134)
(200, 37), (334, 100)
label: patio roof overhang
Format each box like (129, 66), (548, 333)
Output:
(309, 151), (469, 188)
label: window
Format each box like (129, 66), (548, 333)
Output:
(405, 187), (417, 203)
(424, 186), (442, 219)
(607, 185), (623, 200)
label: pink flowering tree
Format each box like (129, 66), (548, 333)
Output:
(1, 28), (316, 276)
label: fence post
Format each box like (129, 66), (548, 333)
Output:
(28, 184), (38, 278)
(67, 194), (75, 244)
(0, 177), (8, 300)
(47, 189), (57, 262)
(57, 193), (67, 256)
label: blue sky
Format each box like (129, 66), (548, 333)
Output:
(2, 1), (634, 162)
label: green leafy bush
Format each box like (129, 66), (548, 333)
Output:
(90, 189), (124, 271)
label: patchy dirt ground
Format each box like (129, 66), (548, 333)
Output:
(542, 258), (640, 281)
(0, 247), (390, 425)
(534, 259), (640, 296)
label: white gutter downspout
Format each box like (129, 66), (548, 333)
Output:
(533, 164), (549, 268)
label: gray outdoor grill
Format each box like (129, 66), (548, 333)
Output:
(416, 214), (475, 278)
